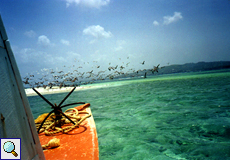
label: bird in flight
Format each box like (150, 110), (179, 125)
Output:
(152, 64), (160, 73)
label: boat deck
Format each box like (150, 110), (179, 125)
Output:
(38, 106), (99, 160)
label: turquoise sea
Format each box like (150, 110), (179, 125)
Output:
(28, 70), (230, 160)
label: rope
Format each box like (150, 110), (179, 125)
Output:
(35, 107), (91, 136)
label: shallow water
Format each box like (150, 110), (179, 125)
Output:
(28, 70), (230, 160)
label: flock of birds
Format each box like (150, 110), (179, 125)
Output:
(22, 58), (162, 89)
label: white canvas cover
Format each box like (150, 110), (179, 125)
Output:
(0, 15), (45, 160)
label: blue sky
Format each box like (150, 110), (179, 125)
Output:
(1, 0), (230, 78)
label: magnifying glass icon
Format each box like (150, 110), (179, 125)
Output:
(3, 141), (18, 157)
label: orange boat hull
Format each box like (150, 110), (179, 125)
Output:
(38, 103), (99, 160)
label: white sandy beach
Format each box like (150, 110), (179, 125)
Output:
(25, 86), (88, 96)
(24, 77), (169, 96)
(25, 78), (149, 96)
(25, 82), (120, 96)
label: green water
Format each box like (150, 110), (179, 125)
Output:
(28, 70), (230, 160)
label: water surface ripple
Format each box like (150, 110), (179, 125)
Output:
(28, 70), (230, 160)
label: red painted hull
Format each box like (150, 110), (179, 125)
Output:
(38, 103), (99, 160)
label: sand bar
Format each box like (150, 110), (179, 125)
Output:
(24, 83), (117, 96)
(25, 86), (86, 96)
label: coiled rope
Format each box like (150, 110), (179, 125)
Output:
(35, 108), (91, 136)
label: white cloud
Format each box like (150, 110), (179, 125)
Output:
(48, 56), (67, 64)
(60, 39), (70, 46)
(24, 30), (36, 38)
(18, 48), (55, 64)
(66, 0), (110, 8)
(89, 39), (97, 44)
(19, 48), (37, 63)
(83, 25), (112, 39)
(66, 0), (79, 7)
(115, 40), (126, 51)
(153, 21), (159, 26)
(163, 12), (182, 25)
(18, 48), (70, 65)
(90, 50), (107, 62)
(37, 35), (54, 47)
(66, 51), (81, 60)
